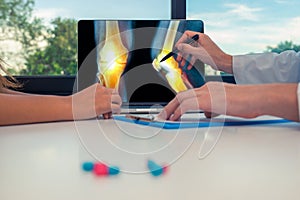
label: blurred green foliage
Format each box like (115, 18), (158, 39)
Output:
(266, 41), (300, 53)
(21, 18), (77, 75)
(1, 0), (77, 75)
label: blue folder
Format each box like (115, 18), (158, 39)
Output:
(113, 116), (291, 129)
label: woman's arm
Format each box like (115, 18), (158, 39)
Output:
(0, 93), (71, 125)
(0, 83), (121, 126)
(1, 87), (29, 95)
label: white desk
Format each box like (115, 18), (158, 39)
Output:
(0, 114), (300, 200)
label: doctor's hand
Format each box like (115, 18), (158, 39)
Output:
(71, 83), (122, 120)
(157, 82), (262, 121)
(175, 31), (233, 74)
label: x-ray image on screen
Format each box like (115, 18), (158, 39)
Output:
(78, 20), (205, 106)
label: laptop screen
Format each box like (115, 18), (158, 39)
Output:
(78, 20), (205, 107)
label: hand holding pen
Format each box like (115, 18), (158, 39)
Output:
(160, 34), (199, 63)
(174, 30), (233, 73)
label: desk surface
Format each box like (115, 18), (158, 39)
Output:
(0, 114), (300, 200)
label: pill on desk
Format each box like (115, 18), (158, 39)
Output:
(93, 162), (109, 176)
(82, 162), (94, 172)
(108, 166), (120, 175)
(162, 165), (169, 174)
(147, 160), (165, 177)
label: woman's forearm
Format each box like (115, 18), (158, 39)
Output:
(0, 94), (72, 126)
(1, 88), (29, 95)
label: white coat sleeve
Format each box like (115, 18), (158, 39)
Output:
(233, 50), (300, 84)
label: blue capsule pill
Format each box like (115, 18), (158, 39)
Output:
(82, 162), (94, 172)
(147, 160), (163, 177)
(108, 166), (120, 175)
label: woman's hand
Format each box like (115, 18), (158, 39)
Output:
(71, 83), (122, 120)
(0, 83), (122, 125)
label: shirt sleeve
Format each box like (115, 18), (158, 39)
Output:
(233, 50), (300, 84)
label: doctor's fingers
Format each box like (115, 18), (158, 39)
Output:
(157, 97), (180, 120)
(176, 44), (200, 67)
(175, 31), (201, 65)
(177, 53), (197, 70)
(176, 89), (199, 103)
(204, 112), (219, 119)
(185, 46), (217, 70)
(169, 87), (221, 120)
(169, 98), (200, 121)
(175, 30), (202, 47)
(187, 56), (197, 70)
(159, 89), (198, 120)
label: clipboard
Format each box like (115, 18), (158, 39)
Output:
(113, 115), (291, 129)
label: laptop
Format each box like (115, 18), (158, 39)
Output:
(77, 20), (205, 113)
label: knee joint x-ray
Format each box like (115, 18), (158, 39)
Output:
(78, 20), (205, 105)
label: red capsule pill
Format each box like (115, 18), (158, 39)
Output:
(93, 162), (108, 176)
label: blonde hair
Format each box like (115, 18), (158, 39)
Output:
(0, 58), (22, 90)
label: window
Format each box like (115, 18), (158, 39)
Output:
(1, 0), (171, 76)
(187, 0), (300, 76)
(1, 0), (171, 94)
